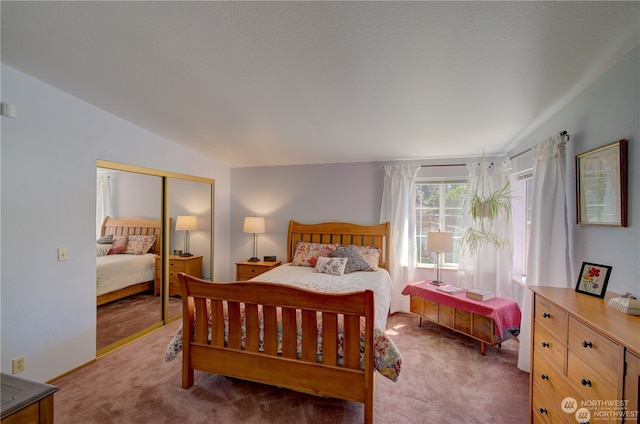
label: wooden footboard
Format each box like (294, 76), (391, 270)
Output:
(178, 272), (377, 424)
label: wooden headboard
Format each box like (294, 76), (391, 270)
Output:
(101, 216), (163, 254)
(286, 220), (390, 270)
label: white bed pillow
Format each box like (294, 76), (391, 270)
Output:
(96, 244), (112, 257)
(313, 256), (348, 276)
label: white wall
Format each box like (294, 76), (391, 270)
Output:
(0, 64), (232, 382)
(507, 45), (639, 296)
(230, 158), (493, 285)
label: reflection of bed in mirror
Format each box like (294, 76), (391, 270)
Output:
(96, 217), (162, 306)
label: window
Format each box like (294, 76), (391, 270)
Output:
(415, 181), (467, 266)
(511, 171), (533, 277)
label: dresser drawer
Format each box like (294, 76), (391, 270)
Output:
(534, 322), (566, 372)
(568, 316), (619, 385)
(534, 295), (568, 337)
(532, 382), (572, 424)
(533, 353), (580, 410)
(567, 350), (618, 401)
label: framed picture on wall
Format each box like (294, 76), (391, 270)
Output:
(576, 139), (627, 226)
(575, 262), (612, 298)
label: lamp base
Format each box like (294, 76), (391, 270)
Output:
(248, 257), (260, 262)
(180, 253), (193, 257)
(429, 280), (446, 286)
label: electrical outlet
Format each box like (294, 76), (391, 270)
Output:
(57, 247), (68, 261)
(12, 356), (25, 374)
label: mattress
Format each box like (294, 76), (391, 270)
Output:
(96, 253), (156, 296)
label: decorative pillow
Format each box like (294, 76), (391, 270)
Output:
(355, 246), (381, 270)
(96, 244), (112, 257)
(291, 241), (338, 266)
(329, 245), (371, 274)
(97, 234), (113, 244)
(108, 236), (129, 254)
(308, 246), (335, 267)
(314, 256), (348, 276)
(124, 234), (157, 255)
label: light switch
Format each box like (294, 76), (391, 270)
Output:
(57, 247), (68, 261)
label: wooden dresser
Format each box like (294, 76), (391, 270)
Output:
(530, 286), (640, 423)
(235, 260), (281, 281)
(155, 255), (203, 296)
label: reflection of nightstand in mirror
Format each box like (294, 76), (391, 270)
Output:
(236, 260), (281, 281)
(155, 255), (203, 296)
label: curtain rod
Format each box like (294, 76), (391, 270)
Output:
(509, 130), (570, 161)
(420, 131), (569, 167)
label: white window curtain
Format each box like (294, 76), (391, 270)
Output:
(380, 165), (421, 313)
(517, 134), (570, 372)
(96, 175), (112, 239)
(457, 159), (514, 298)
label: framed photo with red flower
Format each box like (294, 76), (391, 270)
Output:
(575, 262), (612, 298)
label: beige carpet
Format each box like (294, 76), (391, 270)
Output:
(53, 313), (529, 423)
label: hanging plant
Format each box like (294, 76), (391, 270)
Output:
(460, 157), (513, 255)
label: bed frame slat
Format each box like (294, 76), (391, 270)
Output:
(301, 310), (317, 362)
(281, 307), (297, 359)
(263, 305), (278, 355)
(227, 301), (242, 349)
(321, 312), (338, 365)
(245, 304), (259, 352)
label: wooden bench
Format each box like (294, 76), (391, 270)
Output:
(402, 281), (521, 355)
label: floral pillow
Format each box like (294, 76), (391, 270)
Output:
(124, 235), (157, 255)
(355, 246), (381, 270)
(308, 246), (335, 267)
(329, 245), (371, 273)
(108, 236), (129, 255)
(291, 241), (338, 266)
(96, 244), (112, 257)
(313, 256), (348, 276)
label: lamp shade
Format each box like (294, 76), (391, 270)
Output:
(176, 215), (198, 231)
(243, 216), (266, 234)
(427, 231), (453, 253)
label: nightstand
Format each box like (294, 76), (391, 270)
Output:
(155, 255), (203, 296)
(236, 260), (282, 281)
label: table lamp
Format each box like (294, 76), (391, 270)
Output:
(243, 216), (266, 262)
(427, 230), (453, 285)
(176, 215), (198, 257)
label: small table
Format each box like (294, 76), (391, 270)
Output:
(236, 260), (282, 281)
(1, 374), (58, 423)
(402, 281), (521, 355)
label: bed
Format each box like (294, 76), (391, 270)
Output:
(96, 216), (162, 306)
(165, 220), (401, 424)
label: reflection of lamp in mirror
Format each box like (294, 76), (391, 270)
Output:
(176, 215), (198, 257)
(427, 230), (453, 286)
(243, 216), (266, 262)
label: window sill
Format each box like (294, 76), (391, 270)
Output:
(512, 275), (526, 286)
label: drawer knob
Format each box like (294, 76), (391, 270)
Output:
(541, 342), (550, 348)
(580, 378), (592, 387)
(581, 340), (593, 348)
(542, 312), (551, 318)
(539, 407), (548, 415)
(541, 374), (549, 380)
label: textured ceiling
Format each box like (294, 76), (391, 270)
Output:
(2, 1), (639, 167)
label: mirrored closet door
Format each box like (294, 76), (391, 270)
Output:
(96, 160), (214, 356)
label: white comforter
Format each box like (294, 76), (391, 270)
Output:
(96, 253), (156, 296)
(249, 263), (392, 330)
